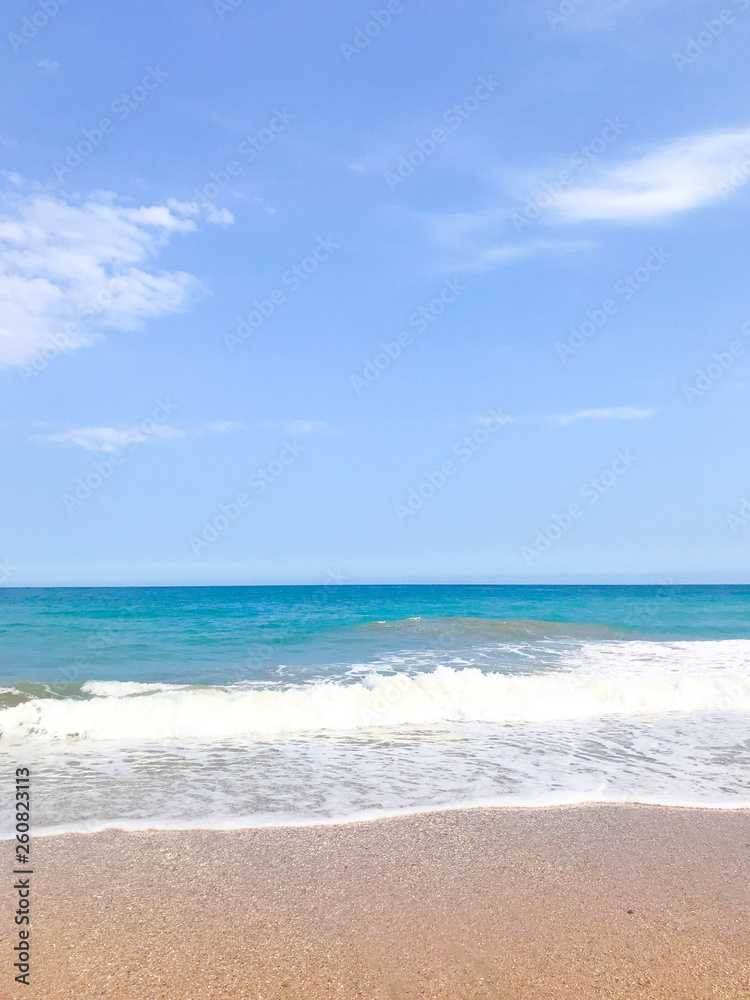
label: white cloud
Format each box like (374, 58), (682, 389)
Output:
(467, 238), (595, 271)
(38, 59), (59, 74)
(549, 406), (657, 426)
(38, 424), (184, 453)
(203, 420), (246, 434)
(262, 419), (338, 436)
(552, 129), (750, 223)
(36, 418), (341, 451)
(0, 184), (233, 369)
(253, 196), (276, 216)
(424, 128), (750, 259)
(38, 419), (252, 450)
(413, 207), (595, 270)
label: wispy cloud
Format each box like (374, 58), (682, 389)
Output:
(38, 59), (59, 74)
(36, 419), (252, 450)
(469, 238), (595, 272)
(0, 182), (233, 369)
(262, 419), (339, 436)
(38, 425), (184, 453)
(446, 237), (594, 272)
(419, 128), (750, 264)
(552, 129), (750, 223)
(203, 420), (246, 435)
(252, 196), (276, 216)
(549, 405), (657, 426)
(475, 411), (516, 428)
(412, 207), (595, 270)
(553, 0), (636, 32)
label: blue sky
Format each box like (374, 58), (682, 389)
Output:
(1, 0), (749, 585)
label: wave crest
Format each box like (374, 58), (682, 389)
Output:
(2, 640), (749, 744)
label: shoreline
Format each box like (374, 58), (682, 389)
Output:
(17, 803), (750, 999)
(14, 796), (750, 840)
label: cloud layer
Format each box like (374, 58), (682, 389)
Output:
(0, 183), (232, 368)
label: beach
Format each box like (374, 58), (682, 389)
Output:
(19, 804), (750, 999)
(3, 589), (750, 996)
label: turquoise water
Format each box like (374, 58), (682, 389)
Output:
(2, 584), (749, 686)
(0, 585), (749, 833)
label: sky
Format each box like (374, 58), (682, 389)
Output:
(1, 0), (749, 586)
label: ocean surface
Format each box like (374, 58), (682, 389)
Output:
(0, 585), (749, 836)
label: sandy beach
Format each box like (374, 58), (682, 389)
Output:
(15, 804), (750, 999)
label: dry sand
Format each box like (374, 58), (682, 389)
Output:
(13, 804), (750, 999)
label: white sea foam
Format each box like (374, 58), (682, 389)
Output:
(2, 640), (749, 744)
(2, 711), (749, 838)
(81, 680), (188, 697)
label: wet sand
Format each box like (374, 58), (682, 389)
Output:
(16, 804), (750, 999)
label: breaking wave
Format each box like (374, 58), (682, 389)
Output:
(1, 639), (748, 744)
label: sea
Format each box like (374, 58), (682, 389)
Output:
(0, 585), (749, 836)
